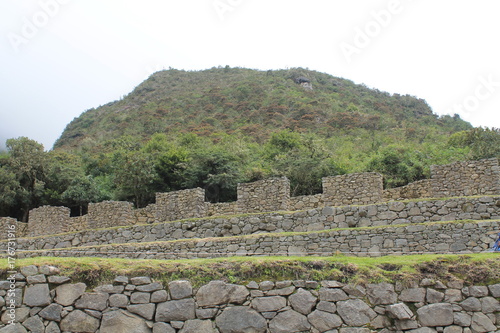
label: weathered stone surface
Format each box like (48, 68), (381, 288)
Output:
(408, 328), (438, 333)
(151, 290), (168, 303)
(416, 303), (453, 326)
(426, 288), (444, 303)
(130, 277), (152, 285)
(179, 319), (215, 333)
(127, 303), (156, 320)
(153, 322), (175, 333)
(95, 284), (125, 294)
(196, 308), (219, 319)
(395, 318), (419, 330)
(20, 265), (38, 277)
(319, 288), (349, 302)
(468, 286), (489, 297)
(307, 310), (343, 332)
(268, 310), (310, 333)
(1, 307), (29, 324)
(443, 326), (463, 333)
(155, 298), (196, 322)
(480, 296), (500, 313)
(109, 294), (129, 308)
(0, 323), (28, 333)
(289, 288), (317, 315)
(55, 282), (86, 306)
(136, 282), (163, 293)
(488, 283), (500, 297)
(251, 296), (286, 312)
(168, 280), (193, 299)
(453, 312), (472, 326)
(26, 274), (46, 284)
(196, 280), (249, 307)
(316, 301), (337, 314)
(337, 299), (377, 326)
(39, 303), (63, 321)
(60, 310), (100, 333)
(100, 310), (152, 333)
(21, 315), (44, 332)
(131, 292), (151, 304)
(471, 312), (496, 333)
(339, 328), (371, 333)
(387, 303), (414, 320)
(400, 288), (426, 303)
(45, 321), (61, 333)
(39, 265), (60, 275)
(366, 283), (398, 304)
(48, 276), (71, 284)
(75, 292), (109, 311)
(215, 306), (267, 333)
(459, 297), (482, 311)
(342, 284), (366, 297)
(23, 284), (50, 307)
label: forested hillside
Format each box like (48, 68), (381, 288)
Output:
(2, 67), (499, 221)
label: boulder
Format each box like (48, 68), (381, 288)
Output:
(168, 280), (193, 299)
(179, 319), (215, 333)
(307, 310), (343, 332)
(23, 284), (50, 307)
(268, 310), (310, 333)
(215, 306), (267, 333)
(366, 283), (398, 305)
(55, 282), (86, 306)
(100, 309), (152, 333)
(387, 303), (414, 320)
(251, 296), (286, 312)
(289, 288), (317, 315)
(417, 303), (453, 326)
(470, 312), (496, 333)
(155, 298), (196, 322)
(337, 299), (377, 326)
(196, 280), (249, 307)
(60, 310), (100, 333)
(75, 292), (109, 311)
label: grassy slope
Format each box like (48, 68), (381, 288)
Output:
(3, 254), (499, 288)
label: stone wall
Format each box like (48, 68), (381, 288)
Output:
(156, 188), (206, 222)
(26, 206), (70, 237)
(2, 158), (500, 239)
(237, 177), (290, 213)
(1, 217), (27, 238)
(206, 202), (238, 217)
(1, 265), (500, 332)
(323, 173), (383, 207)
(17, 220), (500, 260)
(431, 158), (500, 197)
(10, 196), (500, 252)
(384, 179), (433, 201)
(87, 201), (136, 230)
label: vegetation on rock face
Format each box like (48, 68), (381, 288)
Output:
(1, 67), (499, 220)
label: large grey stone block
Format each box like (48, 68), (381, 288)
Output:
(215, 306), (267, 333)
(417, 303), (453, 327)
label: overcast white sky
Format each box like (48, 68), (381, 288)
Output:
(1, 0), (499, 150)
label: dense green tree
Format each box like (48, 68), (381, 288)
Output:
(5, 137), (47, 220)
(448, 127), (500, 160)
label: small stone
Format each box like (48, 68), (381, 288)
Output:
(387, 303), (414, 320)
(246, 281), (259, 289)
(153, 322), (175, 333)
(20, 265), (38, 277)
(114, 276), (129, 285)
(130, 292), (151, 304)
(151, 290), (168, 303)
(259, 281), (274, 291)
(109, 294), (129, 308)
(26, 274), (47, 284)
(39, 303), (63, 321)
(168, 280), (192, 299)
(48, 276), (71, 284)
(130, 276), (152, 285)
(39, 265), (60, 275)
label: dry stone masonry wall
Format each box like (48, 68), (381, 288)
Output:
(11, 196), (500, 254)
(431, 158), (500, 198)
(1, 265), (500, 333)
(3, 158), (500, 238)
(16, 220), (500, 260)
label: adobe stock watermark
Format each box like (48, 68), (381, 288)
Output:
(213, 0), (244, 21)
(340, 0), (411, 64)
(7, 0), (71, 53)
(446, 74), (500, 117)
(5, 223), (18, 326)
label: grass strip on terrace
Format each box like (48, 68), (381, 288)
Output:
(1, 253), (498, 288)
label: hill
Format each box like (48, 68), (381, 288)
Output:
(54, 67), (471, 149)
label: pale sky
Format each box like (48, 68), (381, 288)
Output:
(1, 0), (499, 150)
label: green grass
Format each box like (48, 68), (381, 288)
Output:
(1, 253), (498, 288)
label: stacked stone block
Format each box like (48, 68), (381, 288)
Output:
(384, 179), (433, 201)
(87, 201), (135, 230)
(26, 206), (70, 237)
(237, 177), (290, 213)
(431, 158), (500, 197)
(156, 188), (206, 222)
(323, 173), (383, 207)
(1, 265), (499, 333)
